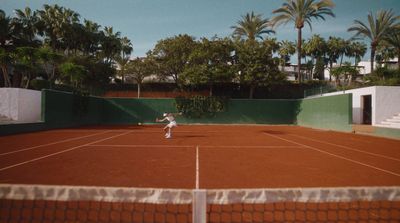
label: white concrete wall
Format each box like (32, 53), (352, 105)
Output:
(0, 88), (42, 123)
(375, 86), (400, 124)
(0, 88), (19, 120)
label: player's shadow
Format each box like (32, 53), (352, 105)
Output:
(262, 130), (286, 135)
(180, 134), (206, 138)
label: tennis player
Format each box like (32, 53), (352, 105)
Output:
(156, 112), (182, 139)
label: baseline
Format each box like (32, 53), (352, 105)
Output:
(87, 145), (302, 149)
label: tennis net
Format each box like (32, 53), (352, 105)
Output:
(1, 184), (399, 223)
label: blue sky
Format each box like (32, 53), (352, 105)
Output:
(2, 0), (400, 61)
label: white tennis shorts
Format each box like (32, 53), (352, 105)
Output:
(167, 121), (177, 128)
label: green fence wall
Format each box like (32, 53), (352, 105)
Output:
(41, 89), (104, 128)
(296, 94), (353, 131)
(0, 90), (355, 135)
(102, 98), (299, 124)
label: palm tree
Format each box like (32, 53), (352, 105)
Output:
(120, 36), (133, 58)
(303, 34), (326, 80)
(0, 10), (14, 87)
(271, 0), (335, 82)
(0, 48), (12, 87)
(101, 26), (122, 63)
(326, 36), (344, 81)
(231, 11), (275, 42)
(348, 41), (367, 67)
(278, 40), (296, 71)
(82, 19), (101, 56)
(348, 9), (400, 73)
(37, 4), (64, 50)
(13, 7), (39, 45)
(383, 29), (400, 69)
(0, 10), (14, 50)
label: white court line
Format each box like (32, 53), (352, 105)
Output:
(290, 134), (400, 162)
(0, 131), (111, 156)
(87, 145), (302, 149)
(0, 131), (133, 172)
(199, 145), (302, 149)
(87, 144), (194, 148)
(263, 132), (400, 177)
(196, 146), (200, 189)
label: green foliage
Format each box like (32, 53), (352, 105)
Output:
(175, 96), (227, 118)
(181, 37), (235, 95)
(59, 62), (87, 88)
(331, 63), (359, 86)
(152, 34), (196, 86)
(364, 67), (400, 86)
(234, 39), (284, 98)
(231, 11), (275, 41)
(30, 79), (50, 90)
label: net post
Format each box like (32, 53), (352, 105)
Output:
(192, 189), (206, 223)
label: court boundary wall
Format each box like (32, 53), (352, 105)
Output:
(4, 89), (400, 140)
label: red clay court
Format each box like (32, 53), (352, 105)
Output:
(1, 125), (400, 223)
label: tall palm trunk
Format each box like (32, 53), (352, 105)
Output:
(397, 49), (400, 70)
(370, 43), (376, 73)
(1, 66), (11, 87)
(137, 82), (141, 98)
(297, 28), (302, 82)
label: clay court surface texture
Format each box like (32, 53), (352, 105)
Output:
(0, 125), (399, 188)
(1, 125), (400, 223)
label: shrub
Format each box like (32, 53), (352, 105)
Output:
(175, 95), (227, 118)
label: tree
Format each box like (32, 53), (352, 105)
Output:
(100, 26), (122, 63)
(12, 7), (40, 46)
(278, 40), (296, 71)
(0, 48), (12, 87)
(59, 62), (87, 88)
(37, 4), (80, 52)
(0, 10), (14, 50)
(231, 11), (275, 42)
(36, 46), (64, 87)
(182, 37), (235, 96)
(382, 28), (400, 70)
(271, 0), (335, 82)
(152, 34), (196, 87)
(348, 41), (367, 67)
(0, 10), (14, 87)
(234, 39), (284, 99)
(81, 20), (101, 56)
(13, 47), (40, 88)
(303, 34), (326, 80)
(326, 36), (345, 81)
(116, 36), (133, 84)
(348, 9), (400, 73)
(125, 56), (155, 98)
(330, 62), (358, 86)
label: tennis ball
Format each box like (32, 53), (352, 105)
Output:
(138, 122), (142, 126)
